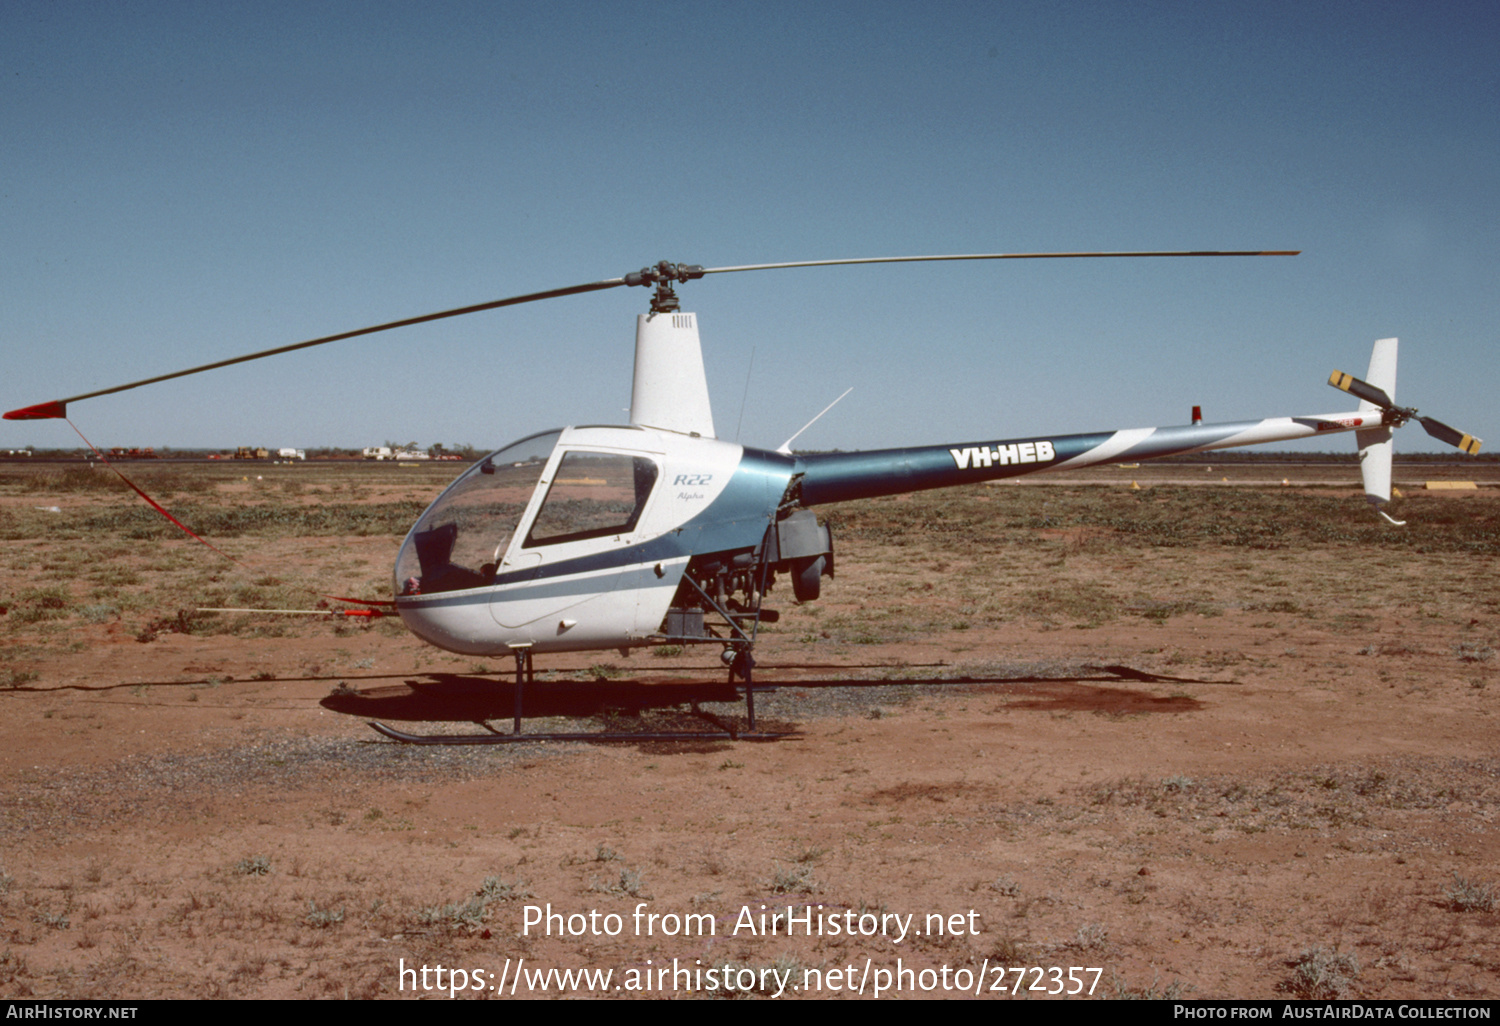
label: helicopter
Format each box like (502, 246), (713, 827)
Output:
(5, 253), (1483, 743)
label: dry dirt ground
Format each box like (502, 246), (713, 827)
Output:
(1, 459), (1497, 1000)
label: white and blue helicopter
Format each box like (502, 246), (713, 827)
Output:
(6, 253), (1481, 742)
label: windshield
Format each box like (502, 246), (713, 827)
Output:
(395, 430), (561, 595)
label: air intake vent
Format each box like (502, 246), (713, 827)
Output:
(673, 314), (694, 330)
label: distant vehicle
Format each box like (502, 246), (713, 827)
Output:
(362, 446), (393, 460)
(233, 447), (269, 460)
(277, 448), (306, 460)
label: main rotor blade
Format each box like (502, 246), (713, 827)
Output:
(4, 276), (628, 420)
(6, 249), (1299, 421)
(1417, 415), (1483, 455)
(1328, 369), (1394, 409)
(703, 250), (1299, 275)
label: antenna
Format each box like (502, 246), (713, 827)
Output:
(735, 345), (756, 442)
(778, 387), (853, 455)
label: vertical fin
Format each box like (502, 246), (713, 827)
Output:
(1355, 338), (1397, 507)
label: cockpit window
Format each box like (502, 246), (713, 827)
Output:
(524, 452), (658, 547)
(395, 430), (560, 595)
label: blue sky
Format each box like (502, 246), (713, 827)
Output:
(4, 1), (1496, 454)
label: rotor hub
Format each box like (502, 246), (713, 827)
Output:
(625, 260), (706, 314)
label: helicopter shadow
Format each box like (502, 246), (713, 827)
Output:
(322, 674), (746, 724)
(321, 663), (1225, 734)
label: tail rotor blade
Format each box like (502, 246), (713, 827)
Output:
(1417, 416), (1483, 455)
(1328, 370), (1394, 409)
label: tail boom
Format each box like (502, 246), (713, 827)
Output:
(795, 411), (1378, 506)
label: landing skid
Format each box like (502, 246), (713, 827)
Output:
(367, 644), (794, 745)
(367, 721), (792, 745)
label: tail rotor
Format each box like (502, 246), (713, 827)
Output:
(1328, 362), (1482, 456)
(1328, 338), (1482, 524)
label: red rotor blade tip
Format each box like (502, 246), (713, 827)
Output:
(4, 401), (67, 420)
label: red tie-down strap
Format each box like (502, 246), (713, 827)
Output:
(66, 419), (395, 614)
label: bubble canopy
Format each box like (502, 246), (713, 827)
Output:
(394, 429), (664, 597)
(395, 430), (561, 595)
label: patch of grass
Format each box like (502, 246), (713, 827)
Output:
(233, 856), (271, 876)
(590, 868), (648, 898)
(477, 876), (533, 902)
(304, 901), (344, 928)
(1132, 598), (1219, 623)
(135, 609), (214, 641)
(988, 934), (1027, 963)
(73, 501), (431, 540)
(415, 897), (488, 932)
(89, 569), (143, 594)
(1286, 945), (1359, 999)
(769, 862), (819, 895)
(1072, 922), (1109, 952)
(9, 586), (72, 623)
(80, 602), (119, 623)
(1108, 970), (1194, 999)
(17, 466), (129, 494)
(1444, 873), (1495, 912)
(0, 949), (28, 989)
(1, 668), (39, 689)
(1452, 642), (1494, 663)
(1359, 641), (1426, 657)
(413, 874), (534, 933)
(1022, 582), (1120, 627)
